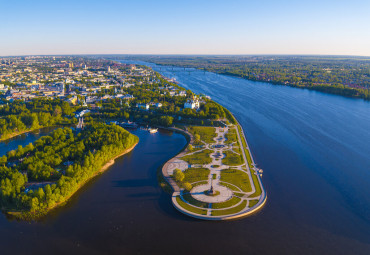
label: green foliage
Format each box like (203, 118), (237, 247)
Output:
(139, 55), (370, 100)
(183, 182), (192, 191)
(173, 169), (185, 182)
(0, 123), (138, 214)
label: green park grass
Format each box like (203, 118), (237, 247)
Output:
(182, 149), (213, 165)
(211, 196), (241, 209)
(182, 192), (209, 208)
(211, 200), (247, 216)
(220, 169), (252, 192)
(183, 168), (210, 183)
(176, 196), (208, 215)
(219, 181), (240, 191)
(236, 124), (262, 197)
(225, 127), (238, 144)
(248, 200), (259, 207)
(222, 150), (243, 166)
(188, 126), (216, 144)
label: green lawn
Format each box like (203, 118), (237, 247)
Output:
(188, 126), (216, 144)
(211, 200), (247, 216)
(176, 196), (208, 215)
(222, 150), (244, 166)
(248, 200), (259, 207)
(212, 196), (241, 209)
(219, 181), (240, 191)
(220, 169), (252, 192)
(225, 127), (238, 144)
(237, 124), (262, 197)
(182, 149), (213, 165)
(182, 192), (209, 208)
(183, 168), (210, 183)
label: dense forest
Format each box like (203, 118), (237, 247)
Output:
(0, 98), (77, 140)
(122, 55), (370, 100)
(0, 123), (138, 217)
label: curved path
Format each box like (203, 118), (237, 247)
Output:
(163, 123), (267, 220)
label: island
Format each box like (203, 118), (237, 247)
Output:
(0, 123), (138, 219)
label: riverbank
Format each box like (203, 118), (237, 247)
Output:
(0, 126), (49, 142)
(160, 119), (267, 220)
(140, 60), (370, 101)
(6, 141), (139, 221)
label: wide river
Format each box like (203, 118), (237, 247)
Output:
(1, 61), (370, 255)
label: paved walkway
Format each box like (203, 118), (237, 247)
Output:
(163, 123), (267, 220)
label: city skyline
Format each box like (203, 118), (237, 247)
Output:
(1, 0), (370, 56)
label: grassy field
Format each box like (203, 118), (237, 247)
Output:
(211, 200), (247, 216)
(248, 200), (259, 207)
(183, 168), (210, 183)
(182, 193), (209, 208)
(222, 150), (243, 166)
(176, 197), (208, 215)
(182, 149), (213, 165)
(220, 169), (252, 192)
(237, 124), (262, 197)
(225, 127), (238, 144)
(212, 196), (241, 209)
(188, 126), (216, 144)
(219, 181), (240, 191)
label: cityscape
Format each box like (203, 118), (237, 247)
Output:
(0, 1), (369, 255)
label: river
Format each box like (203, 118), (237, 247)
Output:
(0, 61), (369, 254)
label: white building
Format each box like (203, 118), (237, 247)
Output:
(184, 97), (200, 110)
(136, 103), (149, 110)
(75, 109), (90, 118)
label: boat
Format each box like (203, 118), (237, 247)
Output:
(148, 128), (158, 133)
(120, 121), (138, 128)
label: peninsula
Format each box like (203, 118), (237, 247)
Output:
(0, 56), (266, 220)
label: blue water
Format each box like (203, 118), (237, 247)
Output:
(122, 60), (370, 251)
(0, 61), (369, 254)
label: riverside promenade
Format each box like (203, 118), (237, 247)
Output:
(161, 122), (267, 220)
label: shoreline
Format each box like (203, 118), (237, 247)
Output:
(150, 62), (370, 101)
(161, 118), (267, 220)
(7, 141), (139, 220)
(0, 126), (47, 142)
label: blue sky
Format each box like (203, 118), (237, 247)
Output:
(1, 0), (370, 56)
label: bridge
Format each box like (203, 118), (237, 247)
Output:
(157, 66), (206, 74)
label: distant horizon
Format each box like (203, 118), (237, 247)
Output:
(1, 0), (370, 57)
(2, 53), (370, 58)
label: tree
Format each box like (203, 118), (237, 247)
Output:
(61, 102), (73, 116)
(183, 182), (192, 191)
(173, 169), (185, 182)
(159, 116), (173, 126)
(0, 155), (7, 166)
(53, 105), (62, 117)
(194, 134), (200, 142)
(188, 144), (193, 151)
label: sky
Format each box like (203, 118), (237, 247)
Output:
(1, 0), (370, 56)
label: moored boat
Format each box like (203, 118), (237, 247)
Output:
(120, 121), (138, 128)
(148, 128), (158, 133)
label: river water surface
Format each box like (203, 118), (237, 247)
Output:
(0, 62), (369, 255)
